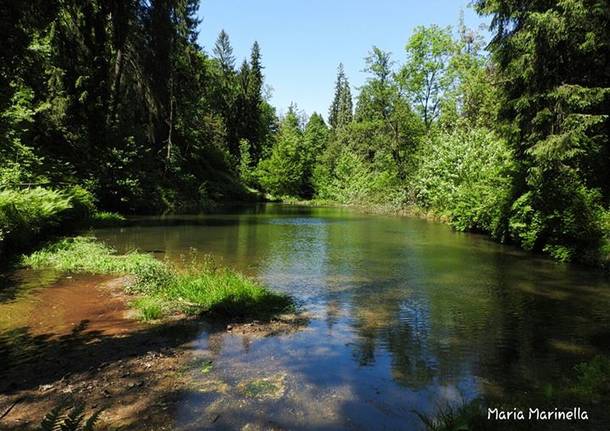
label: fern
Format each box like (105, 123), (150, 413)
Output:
(40, 404), (66, 431)
(38, 403), (102, 431)
(82, 409), (103, 431)
(60, 404), (85, 431)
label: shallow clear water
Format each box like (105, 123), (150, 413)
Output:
(90, 204), (610, 430)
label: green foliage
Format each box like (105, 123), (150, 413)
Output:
(0, 187), (99, 260)
(38, 402), (102, 431)
(23, 237), (293, 320)
(256, 107), (306, 197)
(571, 356), (610, 401)
(238, 139), (254, 186)
(23, 237), (173, 293)
(415, 399), (489, 431)
(315, 141), (403, 206)
(301, 113), (329, 196)
(167, 266), (292, 317)
(90, 211), (126, 227)
(328, 63), (353, 130)
(398, 25), (456, 128)
(3, 0), (609, 267)
(474, 0), (610, 263)
(0, 188), (70, 239)
(1, 1), (273, 214)
(413, 128), (515, 239)
(508, 167), (605, 262)
(133, 297), (166, 321)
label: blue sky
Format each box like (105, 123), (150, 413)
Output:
(196, 1), (489, 118)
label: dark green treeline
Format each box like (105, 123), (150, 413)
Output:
(1, 0), (274, 212)
(253, 3), (610, 266)
(1, 1), (609, 266)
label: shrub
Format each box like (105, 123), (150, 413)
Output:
(508, 166), (605, 263)
(314, 149), (403, 206)
(412, 127), (515, 239)
(0, 188), (72, 257)
(0, 186), (99, 260)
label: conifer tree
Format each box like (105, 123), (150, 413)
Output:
(328, 63), (353, 129)
(213, 29), (235, 74)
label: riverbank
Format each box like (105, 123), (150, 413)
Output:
(21, 237), (293, 322)
(2, 204), (609, 429)
(0, 272), (305, 430)
(2, 228), (297, 427)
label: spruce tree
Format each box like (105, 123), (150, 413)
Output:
(329, 63), (353, 129)
(476, 0), (610, 260)
(213, 29), (235, 74)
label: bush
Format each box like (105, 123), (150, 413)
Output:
(509, 166), (605, 263)
(0, 186), (100, 260)
(314, 149), (402, 206)
(412, 127), (515, 239)
(0, 188), (72, 258)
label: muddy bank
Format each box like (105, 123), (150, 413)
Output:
(0, 275), (306, 430)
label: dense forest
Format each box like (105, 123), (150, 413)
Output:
(1, 0), (609, 266)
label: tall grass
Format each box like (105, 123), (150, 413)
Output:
(414, 399), (490, 431)
(23, 237), (293, 320)
(23, 237), (172, 292)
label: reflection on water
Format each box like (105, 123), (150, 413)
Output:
(92, 204), (610, 429)
(3, 204), (609, 429)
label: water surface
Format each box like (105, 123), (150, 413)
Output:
(91, 204), (610, 430)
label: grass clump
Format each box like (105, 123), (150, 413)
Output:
(132, 297), (166, 321)
(415, 399), (490, 431)
(22, 237), (293, 321)
(90, 211), (126, 227)
(167, 267), (293, 317)
(23, 237), (172, 293)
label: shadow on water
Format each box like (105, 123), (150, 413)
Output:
(0, 269), (62, 305)
(2, 204), (610, 430)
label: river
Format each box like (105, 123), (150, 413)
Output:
(2, 204), (610, 430)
